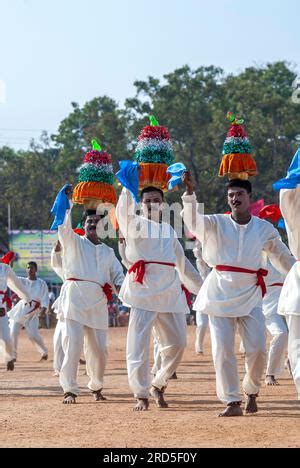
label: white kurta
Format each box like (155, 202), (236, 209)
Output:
(181, 193), (295, 318)
(116, 188), (202, 314)
(57, 203), (124, 330)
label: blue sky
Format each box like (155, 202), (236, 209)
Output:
(0, 0), (299, 148)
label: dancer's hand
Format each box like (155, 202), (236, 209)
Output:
(65, 184), (73, 200)
(54, 240), (61, 252)
(181, 171), (194, 195)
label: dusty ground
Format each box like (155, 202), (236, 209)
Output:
(0, 326), (299, 448)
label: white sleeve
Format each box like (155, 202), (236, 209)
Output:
(110, 254), (125, 287)
(51, 249), (64, 280)
(181, 192), (216, 243)
(39, 281), (50, 308)
(118, 241), (130, 270)
(174, 238), (202, 295)
(193, 241), (212, 281)
(58, 201), (76, 248)
(116, 188), (140, 240)
(7, 268), (30, 301)
(263, 224), (296, 276)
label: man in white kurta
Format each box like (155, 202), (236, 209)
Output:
(181, 173), (295, 416)
(0, 256), (32, 370)
(278, 186), (300, 399)
(9, 262), (49, 361)
(56, 196), (125, 404)
(116, 187), (202, 411)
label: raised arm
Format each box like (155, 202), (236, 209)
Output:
(6, 267), (31, 301)
(115, 188), (140, 240)
(51, 241), (64, 280)
(181, 171), (215, 243)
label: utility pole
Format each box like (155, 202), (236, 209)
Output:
(8, 202), (12, 249)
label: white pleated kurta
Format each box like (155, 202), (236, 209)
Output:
(181, 193), (295, 318)
(116, 188), (202, 314)
(57, 204), (124, 330)
(278, 187), (300, 317)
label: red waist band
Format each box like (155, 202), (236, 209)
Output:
(215, 265), (268, 298)
(128, 261), (176, 285)
(269, 283), (284, 288)
(67, 278), (113, 302)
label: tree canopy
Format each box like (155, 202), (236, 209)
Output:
(1, 61), (299, 247)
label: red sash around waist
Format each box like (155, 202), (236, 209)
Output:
(215, 265), (268, 298)
(128, 261), (176, 285)
(66, 278), (113, 302)
(269, 283), (284, 288)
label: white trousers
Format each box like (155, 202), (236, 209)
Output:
(151, 332), (161, 375)
(10, 315), (48, 360)
(287, 315), (300, 400)
(53, 320), (65, 373)
(127, 308), (186, 399)
(209, 307), (267, 404)
(195, 312), (209, 353)
(239, 314), (288, 377)
(0, 315), (14, 363)
(265, 314), (288, 377)
(59, 319), (107, 396)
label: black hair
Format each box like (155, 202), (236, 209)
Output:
(28, 261), (38, 271)
(141, 186), (164, 200)
(226, 179), (252, 194)
(82, 209), (97, 223)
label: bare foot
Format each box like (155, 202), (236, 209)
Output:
(63, 392), (77, 404)
(40, 354), (48, 362)
(265, 375), (280, 386)
(245, 395), (258, 414)
(92, 389), (107, 401)
(6, 360), (14, 371)
(218, 403), (243, 417)
(150, 386), (169, 408)
(196, 351), (204, 355)
(170, 372), (178, 380)
(134, 399), (149, 411)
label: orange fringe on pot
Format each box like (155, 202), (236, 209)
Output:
(73, 181), (117, 208)
(138, 163), (171, 191)
(219, 153), (258, 180)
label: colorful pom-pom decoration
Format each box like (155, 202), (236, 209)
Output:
(134, 115), (174, 191)
(219, 112), (258, 180)
(73, 139), (117, 209)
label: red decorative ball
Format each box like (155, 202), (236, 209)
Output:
(83, 150), (112, 165)
(139, 125), (171, 141)
(227, 125), (248, 138)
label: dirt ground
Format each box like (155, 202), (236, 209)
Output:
(0, 326), (299, 448)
